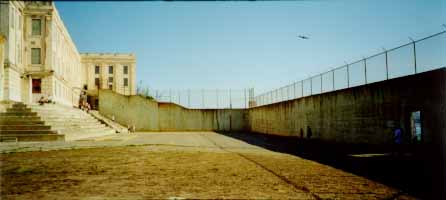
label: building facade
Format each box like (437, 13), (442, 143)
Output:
(80, 53), (136, 108)
(80, 53), (136, 96)
(0, 1), (136, 107)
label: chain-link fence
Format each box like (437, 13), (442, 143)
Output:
(137, 88), (250, 109)
(252, 30), (446, 107)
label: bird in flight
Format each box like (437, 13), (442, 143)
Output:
(298, 35), (309, 39)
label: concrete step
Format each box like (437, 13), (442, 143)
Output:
(51, 124), (106, 130)
(12, 104), (27, 108)
(0, 116), (41, 121)
(59, 125), (112, 132)
(0, 134), (64, 142)
(0, 130), (57, 134)
(0, 125), (51, 130)
(0, 121), (45, 125)
(63, 128), (115, 135)
(6, 108), (32, 112)
(39, 115), (94, 119)
(0, 112), (38, 116)
(34, 111), (92, 118)
(45, 121), (101, 126)
(41, 118), (99, 123)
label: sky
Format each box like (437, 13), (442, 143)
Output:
(55, 0), (445, 94)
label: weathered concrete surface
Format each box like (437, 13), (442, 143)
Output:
(99, 90), (159, 131)
(249, 68), (445, 145)
(99, 90), (248, 132)
(158, 103), (247, 131)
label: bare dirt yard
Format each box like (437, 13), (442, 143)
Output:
(0, 132), (417, 199)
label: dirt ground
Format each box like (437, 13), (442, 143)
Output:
(0, 132), (417, 199)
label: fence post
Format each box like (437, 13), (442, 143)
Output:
(229, 89), (232, 109)
(169, 89), (172, 103)
(293, 82), (296, 99)
(216, 89), (219, 108)
(412, 40), (417, 74)
(188, 89), (191, 108)
(320, 74), (323, 93)
(332, 70), (335, 91)
(364, 58), (367, 84)
(244, 89), (247, 108)
(384, 49), (389, 80)
(346, 64), (350, 88)
(301, 80), (304, 97)
(202, 89), (205, 108)
(310, 78), (313, 95)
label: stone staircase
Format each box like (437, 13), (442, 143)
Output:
(29, 104), (116, 141)
(0, 103), (63, 142)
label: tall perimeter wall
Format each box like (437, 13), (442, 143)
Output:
(249, 68), (445, 145)
(98, 90), (248, 131)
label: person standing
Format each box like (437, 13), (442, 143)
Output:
(306, 126), (312, 140)
(393, 126), (403, 156)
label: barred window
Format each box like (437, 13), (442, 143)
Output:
(95, 65), (100, 74)
(108, 66), (113, 74)
(124, 78), (128, 87)
(123, 66), (128, 74)
(32, 19), (41, 35)
(31, 48), (41, 64)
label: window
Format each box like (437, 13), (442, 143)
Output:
(124, 78), (128, 87)
(32, 19), (41, 35)
(123, 66), (128, 74)
(108, 84), (113, 90)
(31, 48), (41, 64)
(32, 79), (41, 93)
(95, 78), (100, 87)
(108, 77), (113, 84)
(95, 65), (100, 74)
(108, 66), (113, 74)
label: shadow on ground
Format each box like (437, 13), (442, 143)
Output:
(217, 131), (437, 200)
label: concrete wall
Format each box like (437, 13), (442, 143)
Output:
(158, 103), (247, 131)
(249, 68), (445, 145)
(98, 90), (248, 132)
(99, 90), (159, 131)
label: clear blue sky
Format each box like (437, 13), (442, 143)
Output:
(55, 0), (445, 94)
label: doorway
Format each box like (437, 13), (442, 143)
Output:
(410, 111), (422, 143)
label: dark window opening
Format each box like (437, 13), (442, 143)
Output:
(32, 79), (41, 93)
(95, 78), (100, 88)
(124, 66), (128, 74)
(124, 78), (128, 87)
(95, 66), (100, 74)
(109, 66), (113, 74)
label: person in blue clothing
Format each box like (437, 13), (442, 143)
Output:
(393, 126), (403, 156)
